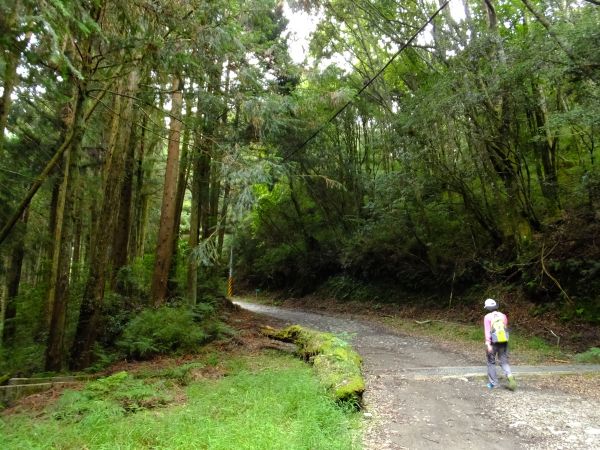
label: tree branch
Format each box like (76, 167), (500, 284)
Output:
(540, 243), (573, 305)
(520, 0), (576, 63)
(0, 90), (106, 246)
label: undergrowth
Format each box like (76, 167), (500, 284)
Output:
(0, 352), (360, 450)
(575, 347), (600, 364)
(117, 305), (235, 360)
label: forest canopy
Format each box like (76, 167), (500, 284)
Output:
(0, 0), (599, 374)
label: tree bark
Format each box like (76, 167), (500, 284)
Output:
(46, 88), (86, 371)
(111, 69), (140, 288)
(187, 142), (202, 303)
(217, 182), (230, 258)
(70, 82), (132, 369)
(0, 0), (21, 156)
(2, 207), (28, 345)
(71, 178), (84, 282)
(199, 147), (212, 240)
(166, 99), (193, 298)
(151, 76), (184, 305)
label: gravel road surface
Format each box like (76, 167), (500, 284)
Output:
(234, 300), (600, 450)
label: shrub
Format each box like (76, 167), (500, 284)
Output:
(575, 347), (600, 363)
(109, 255), (155, 301)
(117, 306), (209, 359)
(0, 343), (45, 377)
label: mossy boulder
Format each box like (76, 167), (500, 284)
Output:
(262, 325), (364, 407)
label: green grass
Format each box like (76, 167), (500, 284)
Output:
(381, 317), (570, 364)
(0, 352), (360, 450)
(575, 347), (600, 363)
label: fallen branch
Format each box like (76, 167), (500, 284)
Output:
(414, 319), (446, 325)
(540, 243), (573, 305)
(547, 328), (561, 348)
(262, 325), (364, 407)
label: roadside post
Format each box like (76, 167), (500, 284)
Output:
(227, 245), (233, 297)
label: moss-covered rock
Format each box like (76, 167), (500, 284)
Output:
(262, 325), (364, 407)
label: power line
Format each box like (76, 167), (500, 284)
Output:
(283, 0), (451, 162)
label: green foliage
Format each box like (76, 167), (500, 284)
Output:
(98, 292), (142, 349)
(116, 306), (210, 359)
(51, 372), (173, 421)
(114, 255), (155, 299)
(235, 3), (600, 320)
(0, 353), (359, 450)
(575, 348), (600, 364)
(4, 0), (600, 384)
(236, 181), (342, 292)
(0, 284), (47, 375)
(85, 344), (121, 373)
(98, 294), (234, 364)
(0, 343), (45, 378)
(322, 275), (382, 302)
(191, 301), (216, 321)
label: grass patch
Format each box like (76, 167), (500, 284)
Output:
(575, 347), (600, 363)
(0, 352), (360, 450)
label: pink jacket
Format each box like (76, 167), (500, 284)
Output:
(484, 311), (508, 344)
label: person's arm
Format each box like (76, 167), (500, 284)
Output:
(484, 314), (492, 352)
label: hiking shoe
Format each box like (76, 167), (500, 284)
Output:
(486, 383), (495, 390)
(507, 375), (517, 391)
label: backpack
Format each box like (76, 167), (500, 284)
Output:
(490, 313), (509, 343)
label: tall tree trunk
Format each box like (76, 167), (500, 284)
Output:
(187, 129), (203, 304)
(199, 147), (212, 241)
(46, 88), (86, 372)
(217, 182), (230, 258)
(209, 161), (221, 237)
(71, 177), (84, 283)
(0, 0), (21, 156)
(533, 83), (560, 210)
(166, 99), (192, 298)
(70, 79), (133, 369)
(130, 110), (151, 260)
(0, 260), (6, 346)
(187, 159), (200, 304)
(111, 69), (140, 288)
(173, 100), (193, 240)
(2, 207), (28, 345)
(151, 76), (184, 306)
(47, 174), (61, 254)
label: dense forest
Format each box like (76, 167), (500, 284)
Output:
(0, 0), (598, 375)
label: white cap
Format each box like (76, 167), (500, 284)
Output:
(484, 298), (497, 310)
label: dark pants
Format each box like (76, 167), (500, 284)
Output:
(486, 342), (512, 386)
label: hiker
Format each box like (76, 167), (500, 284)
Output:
(484, 298), (517, 391)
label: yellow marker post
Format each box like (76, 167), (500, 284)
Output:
(227, 246), (233, 297)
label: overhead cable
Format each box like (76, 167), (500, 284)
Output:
(283, 0), (451, 161)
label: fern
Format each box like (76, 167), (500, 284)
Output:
(117, 306), (210, 359)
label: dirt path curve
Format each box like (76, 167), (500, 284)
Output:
(234, 300), (600, 450)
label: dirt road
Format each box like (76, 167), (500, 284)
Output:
(234, 300), (600, 450)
